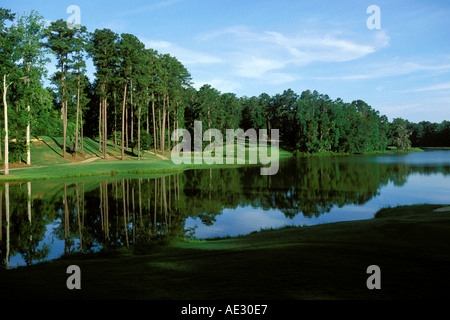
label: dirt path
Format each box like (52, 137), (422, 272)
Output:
(64, 156), (101, 165)
(145, 150), (169, 160)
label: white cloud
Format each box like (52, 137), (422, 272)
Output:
(403, 82), (450, 93)
(142, 39), (222, 65)
(196, 26), (389, 83)
(234, 56), (286, 78)
(264, 30), (381, 65)
(315, 61), (450, 81)
(193, 79), (242, 93)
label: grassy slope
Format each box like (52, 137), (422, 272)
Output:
(1, 204), (449, 300)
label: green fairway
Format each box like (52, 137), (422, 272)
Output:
(1, 204), (449, 300)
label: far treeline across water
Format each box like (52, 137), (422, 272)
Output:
(1, 8), (450, 172)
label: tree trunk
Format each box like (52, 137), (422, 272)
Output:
(146, 105), (149, 134)
(80, 107), (84, 153)
(152, 93), (157, 155)
(130, 80), (134, 145)
(121, 83), (127, 160)
(3, 75), (9, 176)
(159, 105), (162, 154)
(103, 97), (107, 159)
(75, 73), (80, 154)
(114, 90), (117, 148)
(138, 106), (141, 160)
(162, 94), (166, 154)
(167, 106), (170, 151)
(126, 102), (128, 149)
(63, 100), (67, 158)
(26, 105), (31, 164)
(99, 99), (102, 152)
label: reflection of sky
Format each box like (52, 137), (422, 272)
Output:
(352, 150), (450, 166)
(187, 171), (450, 239)
(7, 220), (60, 268)
(7, 219), (80, 268)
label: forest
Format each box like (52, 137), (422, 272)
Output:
(1, 8), (449, 175)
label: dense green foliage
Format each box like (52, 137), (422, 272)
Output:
(408, 120), (450, 147)
(1, 7), (448, 169)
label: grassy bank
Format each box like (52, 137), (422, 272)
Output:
(1, 204), (449, 300)
(0, 136), (292, 182)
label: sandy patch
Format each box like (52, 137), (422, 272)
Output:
(433, 206), (450, 212)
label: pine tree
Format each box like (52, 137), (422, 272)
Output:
(44, 19), (77, 158)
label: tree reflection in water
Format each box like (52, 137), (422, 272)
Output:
(1, 152), (450, 268)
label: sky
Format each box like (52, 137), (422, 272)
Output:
(4, 0), (450, 123)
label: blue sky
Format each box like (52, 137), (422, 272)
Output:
(5, 0), (450, 123)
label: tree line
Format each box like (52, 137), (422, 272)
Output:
(1, 8), (449, 175)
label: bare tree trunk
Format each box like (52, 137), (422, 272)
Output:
(80, 108), (84, 153)
(152, 93), (157, 155)
(130, 80), (134, 145)
(103, 97), (107, 159)
(126, 103), (128, 150)
(159, 105), (162, 154)
(146, 105), (149, 134)
(75, 73), (80, 154)
(114, 90), (117, 148)
(63, 100), (67, 158)
(26, 104), (31, 165)
(162, 94), (167, 154)
(167, 108), (170, 151)
(3, 75), (9, 175)
(99, 99), (102, 152)
(138, 106), (141, 160)
(121, 83), (127, 160)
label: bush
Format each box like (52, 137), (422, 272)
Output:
(9, 140), (27, 163)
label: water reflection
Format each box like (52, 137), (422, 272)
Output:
(1, 150), (450, 268)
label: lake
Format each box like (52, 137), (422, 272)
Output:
(1, 150), (449, 268)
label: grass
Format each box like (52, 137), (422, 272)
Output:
(0, 136), (292, 182)
(1, 204), (449, 300)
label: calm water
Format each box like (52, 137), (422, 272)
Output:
(1, 150), (449, 268)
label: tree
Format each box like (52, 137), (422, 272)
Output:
(70, 25), (89, 154)
(0, 8), (19, 175)
(14, 10), (49, 165)
(44, 19), (77, 158)
(90, 28), (119, 159)
(389, 118), (411, 150)
(117, 33), (145, 159)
